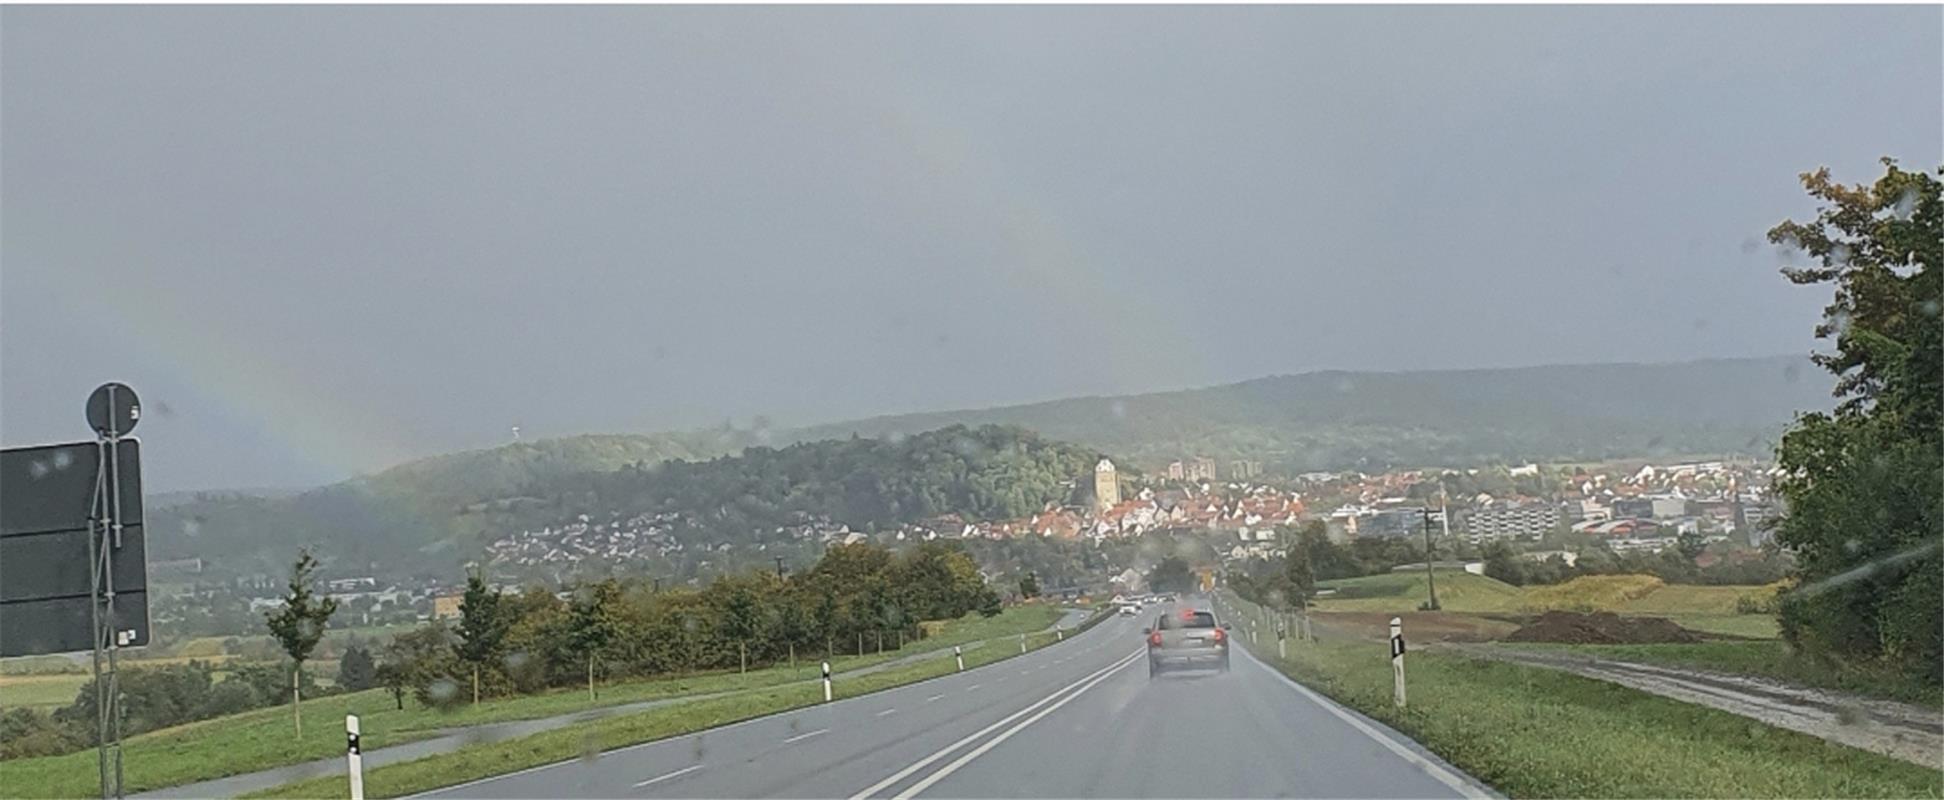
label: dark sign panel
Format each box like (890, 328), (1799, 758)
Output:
(0, 440), (149, 657)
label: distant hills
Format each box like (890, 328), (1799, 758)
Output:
(149, 355), (1830, 579)
(790, 355), (1829, 472)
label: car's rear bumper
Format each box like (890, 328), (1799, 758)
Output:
(1149, 646), (1227, 664)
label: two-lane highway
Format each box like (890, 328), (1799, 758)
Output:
(423, 601), (1490, 799)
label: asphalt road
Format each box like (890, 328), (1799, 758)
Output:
(421, 600), (1492, 799)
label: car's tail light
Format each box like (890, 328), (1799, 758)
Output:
(1147, 632), (1162, 648)
(1212, 628), (1226, 646)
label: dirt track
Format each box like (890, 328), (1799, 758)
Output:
(1460, 645), (1944, 768)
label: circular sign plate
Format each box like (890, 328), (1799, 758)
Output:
(86, 382), (140, 437)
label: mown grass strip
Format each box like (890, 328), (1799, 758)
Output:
(1222, 594), (1943, 799)
(242, 613), (1097, 799)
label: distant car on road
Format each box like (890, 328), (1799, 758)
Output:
(1118, 603), (1139, 616)
(1145, 608), (1230, 676)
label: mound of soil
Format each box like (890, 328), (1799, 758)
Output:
(1504, 610), (1704, 645)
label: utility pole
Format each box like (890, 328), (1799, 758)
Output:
(774, 556), (787, 578)
(1419, 508), (1441, 611)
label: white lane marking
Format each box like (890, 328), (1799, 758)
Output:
(1236, 634), (1491, 799)
(416, 630), (1104, 798)
(966, 684), (982, 692)
(783, 728), (829, 744)
(875, 708), (899, 717)
(632, 764), (703, 788)
(847, 650), (1143, 800)
(1036, 665), (1047, 671)
(1019, 670), (1031, 676)
(892, 652), (1142, 799)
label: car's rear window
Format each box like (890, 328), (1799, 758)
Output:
(1158, 611), (1217, 630)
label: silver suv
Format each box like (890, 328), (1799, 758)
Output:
(1145, 608), (1230, 676)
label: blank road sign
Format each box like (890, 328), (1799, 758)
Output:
(0, 439), (149, 658)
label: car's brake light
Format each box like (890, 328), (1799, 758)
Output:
(1147, 631), (1162, 647)
(1212, 628), (1226, 645)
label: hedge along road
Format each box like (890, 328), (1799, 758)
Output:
(420, 600), (1491, 799)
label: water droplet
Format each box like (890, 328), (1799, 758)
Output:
(1891, 186), (1919, 220)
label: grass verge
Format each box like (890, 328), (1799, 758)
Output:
(1493, 639), (1943, 709)
(2, 606), (1068, 798)
(243, 612), (1097, 799)
(1221, 594), (1942, 798)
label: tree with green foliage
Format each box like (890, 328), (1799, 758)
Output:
(567, 580), (623, 699)
(1018, 572), (1041, 600)
(454, 572), (511, 703)
(262, 549), (337, 735)
(338, 644), (377, 692)
(1768, 159), (1941, 685)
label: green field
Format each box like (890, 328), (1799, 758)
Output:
(3, 606), (1068, 799)
(0, 674), (90, 710)
(1495, 640), (1944, 710)
(1222, 594), (1942, 798)
(245, 612), (1094, 799)
(1314, 570), (1524, 612)
(1312, 573), (1783, 640)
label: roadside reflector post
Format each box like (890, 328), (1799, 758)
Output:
(821, 661), (832, 703)
(1019, 634), (1026, 654)
(345, 715), (364, 800)
(1277, 619), (1287, 660)
(1389, 617), (1406, 708)
(1057, 628), (1063, 641)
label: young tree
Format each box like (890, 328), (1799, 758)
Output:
(1768, 159), (1941, 682)
(263, 549), (337, 735)
(454, 572), (510, 704)
(1018, 572), (1041, 600)
(567, 580), (622, 700)
(337, 644), (377, 692)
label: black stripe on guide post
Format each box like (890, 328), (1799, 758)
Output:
(1390, 635), (1405, 659)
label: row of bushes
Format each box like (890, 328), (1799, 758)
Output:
(376, 541), (1002, 708)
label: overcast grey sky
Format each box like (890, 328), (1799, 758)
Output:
(3, 6), (1938, 491)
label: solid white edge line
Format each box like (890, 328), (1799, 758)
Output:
(891, 651), (1142, 800)
(1234, 639), (1495, 800)
(847, 649), (1144, 800)
(631, 764), (703, 788)
(782, 728), (829, 744)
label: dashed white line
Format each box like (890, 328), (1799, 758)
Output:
(783, 728), (829, 744)
(966, 683), (982, 692)
(1019, 669), (1031, 675)
(632, 764), (703, 788)
(925, 694), (945, 703)
(875, 708), (899, 717)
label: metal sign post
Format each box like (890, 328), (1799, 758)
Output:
(1389, 617), (1406, 708)
(90, 383), (139, 800)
